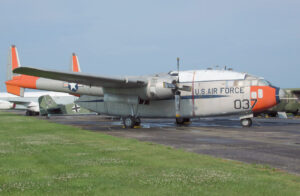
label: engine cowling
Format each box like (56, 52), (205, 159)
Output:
(0, 100), (14, 109)
(146, 78), (174, 100)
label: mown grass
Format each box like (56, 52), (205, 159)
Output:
(0, 112), (299, 195)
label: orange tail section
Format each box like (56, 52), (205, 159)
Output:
(5, 45), (38, 96)
(6, 84), (24, 97)
(7, 45), (21, 81)
(71, 53), (81, 72)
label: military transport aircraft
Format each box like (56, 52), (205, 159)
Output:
(7, 46), (284, 128)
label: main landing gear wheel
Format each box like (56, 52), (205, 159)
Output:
(240, 118), (252, 127)
(123, 116), (141, 128)
(123, 116), (135, 128)
(134, 117), (141, 126)
(176, 118), (190, 125)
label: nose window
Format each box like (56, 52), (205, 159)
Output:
(258, 89), (263, 98)
(251, 92), (257, 99)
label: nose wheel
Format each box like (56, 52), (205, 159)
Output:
(240, 118), (252, 127)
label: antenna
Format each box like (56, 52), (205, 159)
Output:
(177, 57), (180, 82)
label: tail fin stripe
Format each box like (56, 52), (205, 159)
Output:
(11, 45), (20, 70)
(71, 53), (81, 72)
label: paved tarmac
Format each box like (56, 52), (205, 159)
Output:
(41, 114), (300, 175)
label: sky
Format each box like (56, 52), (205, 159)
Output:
(0, 0), (299, 91)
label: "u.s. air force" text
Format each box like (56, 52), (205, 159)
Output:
(194, 87), (244, 95)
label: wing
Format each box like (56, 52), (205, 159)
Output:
(13, 67), (147, 88)
(8, 100), (31, 106)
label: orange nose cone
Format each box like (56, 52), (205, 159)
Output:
(251, 86), (279, 113)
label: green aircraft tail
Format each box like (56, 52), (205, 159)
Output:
(38, 95), (61, 115)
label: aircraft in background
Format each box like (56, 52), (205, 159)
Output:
(39, 95), (93, 116)
(11, 46), (285, 128)
(256, 88), (300, 117)
(0, 92), (77, 115)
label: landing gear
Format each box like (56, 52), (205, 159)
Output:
(25, 110), (31, 116)
(176, 118), (190, 125)
(240, 118), (252, 127)
(134, 117), (141, 126)
(123, 116), (141, 128)
(240, 114), (253, 127)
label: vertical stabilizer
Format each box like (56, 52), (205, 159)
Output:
(39, 95), (58, 109)
(70, 53), (81, 72)
(6, 45), (25, 96)
(7, 45), (21, 81)
(38, 95), (59, 115)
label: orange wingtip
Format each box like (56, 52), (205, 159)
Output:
(72, 53), (80, 72)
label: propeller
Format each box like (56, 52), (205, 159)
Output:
(163, 57), (191, 117)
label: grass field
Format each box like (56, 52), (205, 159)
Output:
(0, 112), (299, 195)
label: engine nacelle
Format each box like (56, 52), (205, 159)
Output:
(146, 78), (174, 100)
(0, 100), (14, 109)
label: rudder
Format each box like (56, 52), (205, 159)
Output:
(7, 45), (21, 81)
(6, 45), (25, 96)
(70, 53), (81, 72)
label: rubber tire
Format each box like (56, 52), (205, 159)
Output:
(123, 116), (135, 128)
(183, 118), (190, 123)
(134, 117), (141, 126)
(176, 118), (184, 125)
(241, 118), (252, 127)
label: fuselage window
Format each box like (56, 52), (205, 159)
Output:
(258, 89), (263, 98)
(251, 92), (257, 99)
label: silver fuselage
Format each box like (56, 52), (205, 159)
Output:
(75, 70), (278, 118)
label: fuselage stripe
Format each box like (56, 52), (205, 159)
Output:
(76, 95), (228, 104)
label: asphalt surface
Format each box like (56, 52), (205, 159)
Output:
(7, 110), (300, 175)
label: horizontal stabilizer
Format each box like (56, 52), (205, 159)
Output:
(6, 84), (24, 97)
(7, 45), (21, 81)
(14, 67), (147, 88)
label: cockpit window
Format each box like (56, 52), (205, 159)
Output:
(258, 79), (271, 86)
(168, 71), (178, 76)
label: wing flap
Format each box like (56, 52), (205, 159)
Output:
(13, 67), (147, 88)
